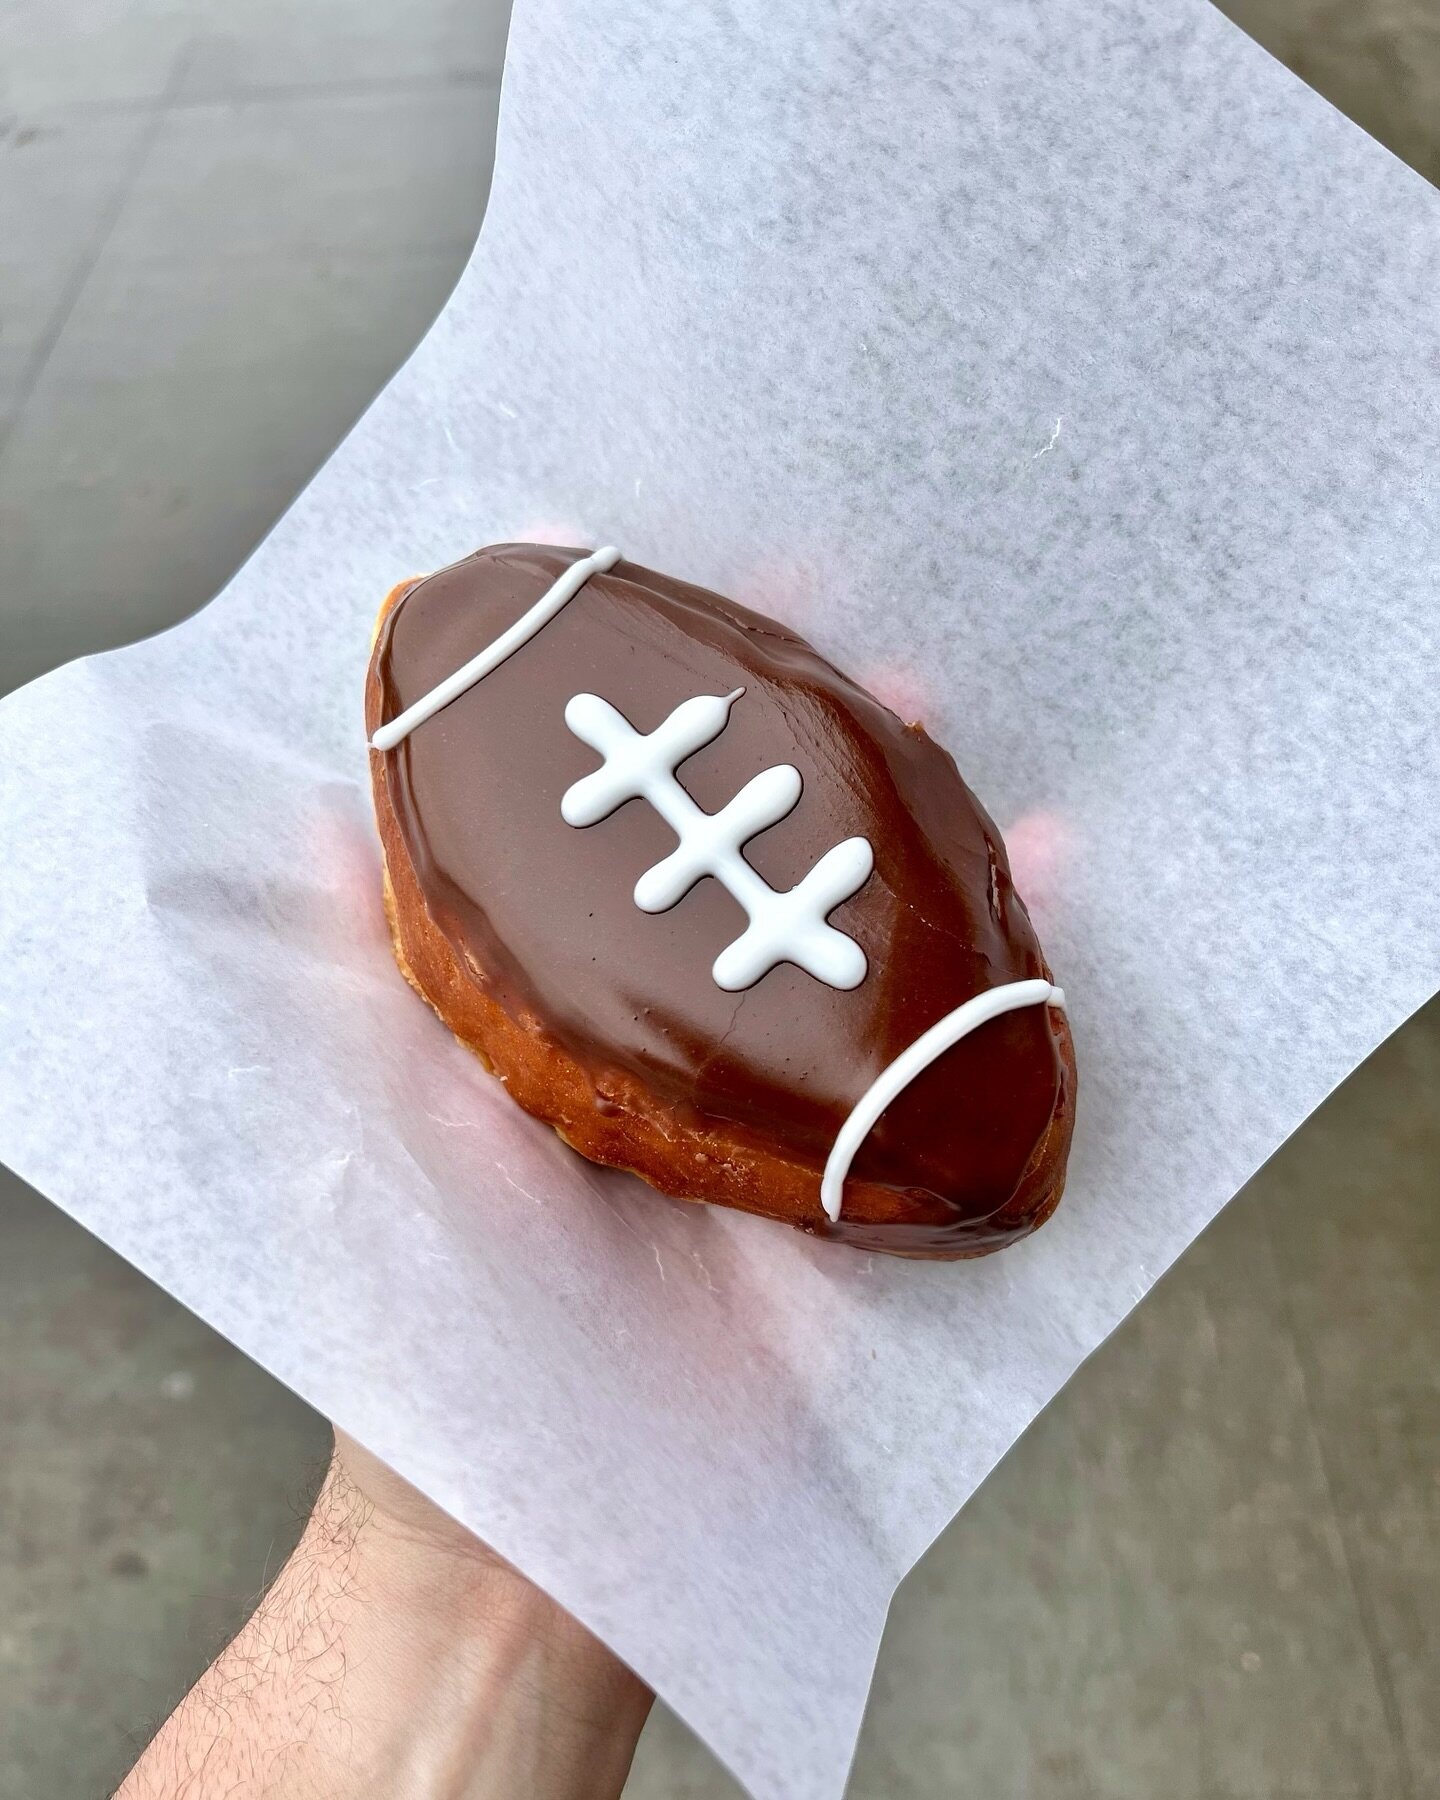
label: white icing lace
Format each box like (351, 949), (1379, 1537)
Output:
(561, 688), (873, 992)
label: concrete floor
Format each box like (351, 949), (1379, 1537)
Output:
(1, 0), (1437, 1794)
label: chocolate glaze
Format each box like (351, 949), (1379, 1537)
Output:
(372, 545), (1069, 1251)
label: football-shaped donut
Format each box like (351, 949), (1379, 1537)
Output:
(366, 543), (1075, 1259)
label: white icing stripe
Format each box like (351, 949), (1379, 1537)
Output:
(370, 545), (622, 752)
(820, 978), (1065, 1222)
(561, 689), (874, 991)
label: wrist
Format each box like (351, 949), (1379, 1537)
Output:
(354, 1481), (650, 1786)
(119, 1450), (652, 1800)
(316, 1454), (653, 1800)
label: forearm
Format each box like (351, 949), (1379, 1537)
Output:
(117, 1452), (652, 1800)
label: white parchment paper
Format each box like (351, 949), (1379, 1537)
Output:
(3, 0), (1440, 1793)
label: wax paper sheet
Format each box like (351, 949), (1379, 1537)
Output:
(3, 0), (1439, 1793)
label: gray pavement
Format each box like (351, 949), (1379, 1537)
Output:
(1, 0), (1437, 1794)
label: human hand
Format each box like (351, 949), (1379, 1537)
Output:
(117, 1431), (653, 1799)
